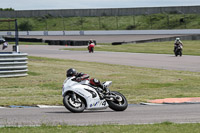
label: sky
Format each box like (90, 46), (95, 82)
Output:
(1, 0), (200, 10)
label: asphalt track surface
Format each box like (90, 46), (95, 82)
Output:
(1, 35), (200, 126)
(1, 104), (200, 126)
(19, 45), (200, 72)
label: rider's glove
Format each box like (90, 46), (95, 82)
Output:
(76, 77), (81, 82)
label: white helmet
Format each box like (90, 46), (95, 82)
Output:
(175, 38), (180, 42)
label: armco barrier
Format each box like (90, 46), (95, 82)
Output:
(1, 29), (200, 36)
(0, 52), (28, 78)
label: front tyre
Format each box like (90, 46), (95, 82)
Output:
(107, 91), (128, 111)
(63, 93), (85, 113)
(180, 50), (182, 56)
(175, 52), (178, 57)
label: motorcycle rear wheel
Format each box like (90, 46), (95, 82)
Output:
(63, 93), (85, 113)
(107, 91), (128, 111)
(91, 47), (94, 53)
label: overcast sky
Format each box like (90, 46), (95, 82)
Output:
(2, 0), (200, 10)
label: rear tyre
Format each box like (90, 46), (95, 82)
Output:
(107, 91), (128, 111)
(91, 47), (94, 53)
(63, 93), (85, 113)
(180, 51), (182, 56)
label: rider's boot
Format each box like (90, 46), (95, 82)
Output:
(100, 84), (109, 94)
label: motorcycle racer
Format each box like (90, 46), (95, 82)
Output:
(66, 68), (108, 93)
(0, 37), (8, 50)
(88, 39), (95, 53)
(63, 69), (128, 112)
(88, 39), (94, 45)
(174, 38), (183, 52)
(66, 68), (89, 82)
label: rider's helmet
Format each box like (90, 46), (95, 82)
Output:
(66, 68), (77, 77)
(89, 39), (93, 44)
(175, 38), (180, 42)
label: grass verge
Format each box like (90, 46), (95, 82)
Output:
(63, 40), (200, 56)
(1, 122), (200, 133)
(2, 13), (200, 31)
(0, 56), (200, 106)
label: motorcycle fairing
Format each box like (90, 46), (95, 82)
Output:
(62, 77), (108, 110)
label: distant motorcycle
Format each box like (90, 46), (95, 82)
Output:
(62, 77), (128, 113)
(174, 45), (183, 57)
(88, 43), (95, 53)
(0, 38), (8, 50)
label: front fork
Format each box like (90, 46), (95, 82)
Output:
(71, 92), (80, 103)
(71, 92), (76, 101)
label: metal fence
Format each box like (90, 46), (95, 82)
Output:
(1, 6), (200, 18)
(1, 13), (199, 32)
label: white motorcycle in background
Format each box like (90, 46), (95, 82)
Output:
(0, 38), (8, 50)
(62, 77), (128, 113)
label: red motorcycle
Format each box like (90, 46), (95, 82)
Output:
(88, 43), (95, 53)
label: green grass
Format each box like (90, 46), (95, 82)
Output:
(1, 122), (200, 133)
(63, 40), (200, 56)
(0, 56), (200, 106)
(1, 13), (200, 31)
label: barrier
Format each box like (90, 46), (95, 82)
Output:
(112, 34), (200, 45)
(1, 29), (200, 36)
(0, 52), (28, 78)
(1, 6), (200, 18)
(45, 40), (96, 46)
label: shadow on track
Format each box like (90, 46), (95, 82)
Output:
(45, 110), (114, 114)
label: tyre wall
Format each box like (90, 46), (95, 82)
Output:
(0, 53), (28, 78)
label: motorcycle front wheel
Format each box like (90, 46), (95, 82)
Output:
(107, 91), (128, 111)
(180, 50), (182, 56)
(63, 93), (85, 113)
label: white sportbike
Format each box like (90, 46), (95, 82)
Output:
(62, 77), (128, 113)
